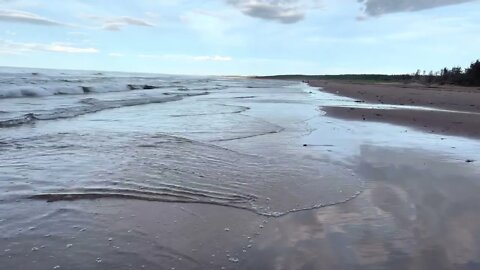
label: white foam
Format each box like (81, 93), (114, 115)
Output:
(0, 83), (135, 98)
(0, 70), (171, 99)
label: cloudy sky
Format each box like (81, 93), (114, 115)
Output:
(0, 0), (479, 75)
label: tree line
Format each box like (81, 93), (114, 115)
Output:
(416, 60), (480, 86)
(257, 59), (480, 87)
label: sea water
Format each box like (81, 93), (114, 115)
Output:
(0, 67), (364, 218)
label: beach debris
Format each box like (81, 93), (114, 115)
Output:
(66, 244), (73, 248)
(224, 227), (230, 232)
(466, 159), (475, 163)
(303, 144), (308, 147)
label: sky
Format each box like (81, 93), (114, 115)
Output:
(0, 0), (479, 75)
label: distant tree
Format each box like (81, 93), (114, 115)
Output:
(465, 60), (480, 85)
(452, 67), (462, 74)
(426, 71), (434, 84)
(414, 69), (421, 80)
(440, 68), (448, 77)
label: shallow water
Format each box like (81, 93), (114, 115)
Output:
(0, 68), (365, 218)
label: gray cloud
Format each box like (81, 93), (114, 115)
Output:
(228, 0), (321, 24)
(0, 9), (64, 26)
(358, 0), (477, 16)
(84, 15), (155, 31)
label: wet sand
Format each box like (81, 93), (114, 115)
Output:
(309, 80), (480, 138)
(3, 146), (479, 270)
(244, 146), (480, 270)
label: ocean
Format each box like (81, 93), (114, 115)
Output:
(2, 67), (480, 269)
(0, 67), (363, 217)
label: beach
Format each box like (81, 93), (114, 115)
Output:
(1, 69), (480, 269)
(309, 80), (480, 138)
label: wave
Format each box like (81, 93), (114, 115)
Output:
(0, 69), (228, 99)
(169, 104), (250, 117)
(0, 93), (208, 128)
(29, 186), (256, 204)
(0, 83), (178, 99)
(8, 132), (366, 218)
(28, 187), (364, 217)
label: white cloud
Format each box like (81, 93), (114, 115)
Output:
(83, 15), (155, 31)
(138, 54), (232, 61)
(0, 9), (64, 26)
(0, 39), (99, 54)
(48, 43), (98, 53)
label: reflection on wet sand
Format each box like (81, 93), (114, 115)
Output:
(247, 145), (480, 270)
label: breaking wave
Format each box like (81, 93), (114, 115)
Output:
(0, 83), (189, 99)
(0, 93), (208, 128)
(0, 69), (221, 99)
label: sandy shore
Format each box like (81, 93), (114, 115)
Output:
(4, 146), (478, 270)
(309, 80), (480, 138)
(2, 77), (480, 270)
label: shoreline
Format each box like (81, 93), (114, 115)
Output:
(308, 80), (480, 139)
(2, 75), (480, 270)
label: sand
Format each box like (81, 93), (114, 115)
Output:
(243, 146), (480, 269)
(5, 145), (478, 270)
(309, 80), (480, 138)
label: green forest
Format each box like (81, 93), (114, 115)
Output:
(258, 59), (480, 87)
